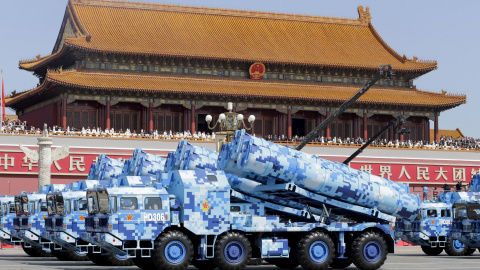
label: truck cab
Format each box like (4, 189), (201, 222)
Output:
(450, 193), (480, 248)
(40, 180), (101, 261)
(0, 196), (16, 245)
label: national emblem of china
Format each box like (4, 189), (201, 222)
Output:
(249, 62), (265, 80)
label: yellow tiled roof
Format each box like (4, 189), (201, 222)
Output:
(7, 70), (465, 109)
(20, 0), (436, 72)
(430, 128), (465, 139)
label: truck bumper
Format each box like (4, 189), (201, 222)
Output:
(81, 232), (128, 257)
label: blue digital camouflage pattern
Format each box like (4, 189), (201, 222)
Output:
(165, 140), (218, 171)
(12, 184), (66, 248)
(162, 170), (230, 235)
(219, 131), (420, 221)
(87, 154), (124, 180)
(256, 238), (289, 258)
(447, 192), (480, 247)
(0, 196), (15, 245)
(470, 175), (480, 192)
(77, 133), (400, 260)
(395, 200), (452, 247)
(41, 180), (103, 252)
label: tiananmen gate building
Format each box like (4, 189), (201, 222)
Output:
(6, 0), (466, 141)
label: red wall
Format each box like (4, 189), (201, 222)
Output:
(19, 102), (57, 129)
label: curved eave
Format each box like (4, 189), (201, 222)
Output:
(64, 40), (437, 73)
(42, 71), (465, 110)
(5, 83), (48, 107)
(19, 47), (68, 71)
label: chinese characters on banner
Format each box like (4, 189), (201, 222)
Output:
(350, 162), (480, 183)
(0, 152), (134, 174)
(1, 150), (479, 184)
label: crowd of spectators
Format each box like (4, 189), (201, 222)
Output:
(1, 120), (480, 151)
(0, 119), (27, 132)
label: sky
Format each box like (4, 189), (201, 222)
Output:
(0, 0), (478, 136)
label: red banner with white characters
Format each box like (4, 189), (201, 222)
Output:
(0, 148), (168, 176)
(349, 162), (480, 183)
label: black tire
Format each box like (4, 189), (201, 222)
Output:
(296, 231), (335, 270)
(133, 256), (156, 270)
(87, 252), (108, 266)
(151, 230), (193, 270)
(51, 249), (89, 261)
(445, 238), (467, 256)
(465, 248), (476, 256)
(421, 246), (443, 256)
(351, 231), (387, 270)
(248, 258), (263, 265)
(330, 257), (353, 269)
(103, 253), (133, 266)
(21, 244), (38, 257)
(213, 231), (252, 270)
(265, 257), (299, 269)
(192, 259), (217, 270)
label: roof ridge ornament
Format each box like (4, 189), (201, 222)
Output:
(357, 6), (371, 25)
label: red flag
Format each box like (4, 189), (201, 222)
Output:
(1, 71), (4, 123)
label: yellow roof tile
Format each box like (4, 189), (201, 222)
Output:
(7, 70), (465, 109)
(21, 0), (437, 71)
(430, 128), (465, 139)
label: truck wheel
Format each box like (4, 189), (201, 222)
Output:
(265, 257), (299, 269)
(151, 231), (193, 270)
(352, 231), (387, 270)
(51, 249), (89, 261)
(103, 253), (133, 266)
(132, 256), (156, 270)
(445, 238), (467, 256)
(248, 258), (263, 265)
(421, 246), (443, 256)
(192, 259), (217, 269)
(329, 257), (353, 269)
(21, 243), (38, 257)
(465, 248), (476, 256)
(213, 231), (251, 270)
(296, 231), (334, 270)
(87, 252), (107, 265)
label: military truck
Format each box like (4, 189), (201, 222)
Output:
(395, 197), (474, 256)
(80, 134), (420, 270)
(0, 196), (16, 246)
(11, 185), (65, 257)
(448, 191), (480, 251)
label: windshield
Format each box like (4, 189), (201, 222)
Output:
(15, 195), (29, 215)
(47, 194), (56, 215)
(87, 191), (99, 214)
(98, 190), (110, 214)
(454, 203), (467, 220)
(87, 190), (110, 215)
(0, 204), (4, 217)
(467, 203), (480, 220)
(47, 194), (65, 216)
(75, 199), (87, 212)
(415, 210), (422, 220)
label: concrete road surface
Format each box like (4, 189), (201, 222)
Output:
(1, 246), (480, 269)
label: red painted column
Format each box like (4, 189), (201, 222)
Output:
(363, 113), (367, 140)
(287, 109), (292, 138)
(149, 103), (153, 132)
(61, 98), (67, 129)
(191, 105), (196, 134)
(434, 113), (439, 141)
(105, 101), (111, 130)
(400, 123), (405, 142)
